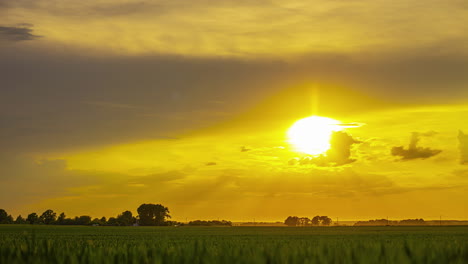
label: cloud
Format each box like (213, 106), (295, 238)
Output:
(0, 25), (40, 41)
(289, 131), (360, 166)
(84, 101), (148, 110)
(240, 146), (251, 152)
(458, 130), (468, 164)
(391, 132), (442, 160)
(205, 162), (217, 166)
(136, 170), (187, 183)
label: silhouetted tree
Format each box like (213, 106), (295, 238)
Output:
(15, 215), (27, 224)
(107, 217), (118, 226)
(0, 209), (6, 222)
(311, 216), (320, 226)
(56, 212), (66, 225)
(91, 217), (107, 226)
(74, 216), (92, 225)
(299, 217), (311, 226)
(117, 210), (134, 226)
(399, 219), (426, 225)
(285, 216), (315, 226)
(285, 216), (299, 226)
(0, 209), (12, 224)
(26, 213), (39, 224)
(320, 216), (332, 226)
(137, 204), (171, 226)
(354, 219), (398, 226)
(311, 215), (332, 226)
(188, 220), (232, 226)
(40, 209), (57, 225)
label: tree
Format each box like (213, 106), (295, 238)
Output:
(0, 213), (13, 224)
(107, 217), (118, 226)
(311, 216), (320, 226)
(117, 210), (134, 226)
(57, 212), (66, 225)
(188, 220), (231, 226)
(75, 216), (92, 225)
(299, 217), (311, 226)
(26, 213), (39, 224)
(6, 215), (13, 224)
(91, 218), (101, 226)
(15, 215), (27, 224)
(284, 216), (299, 226)
(137, 204), (171, 226)
(311, 215), (332, 226)
(320, 216), (332, 226)
(40, 209), (57, 225)
(0, 209), (10, 224)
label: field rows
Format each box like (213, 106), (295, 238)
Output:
(1, 225), (467, 263)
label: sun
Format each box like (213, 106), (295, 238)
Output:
(287, 116), (344, 155)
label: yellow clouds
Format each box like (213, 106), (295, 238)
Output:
(3, 0), (468, 56)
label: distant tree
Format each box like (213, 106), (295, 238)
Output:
(284, 216), (299, 226)
(62, 218), (76, 225)
(399, 219), (426, 226)
(311, 216), (320, 226)
(90, 217), (108, 226)
(188, 220), (232, 226)
(299, 217), (311, 226)
(354, 219), (398, 226)
(107, 217), (118, 226)
(40, 209), (57, 225)
(56, 213), (66, 225)
(26, 213), (39, 224)
(91, 218), (101, 226)
(0, 209), (8, 224)
(75, 216), (92, 225)
(15, 215), (27, 224)
(320, 216), (332, 226)
(311, 215), (332, 226)
(117, 211), (134, 226)
(137, 204), (171, 226)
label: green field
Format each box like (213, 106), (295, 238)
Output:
(1, 225), (467, 263)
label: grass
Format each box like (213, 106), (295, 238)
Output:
(1, 225), (467, 263)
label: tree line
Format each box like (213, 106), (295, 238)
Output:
(187, 220), (232, 226)
(284, 216), (332, 226)
(0, 203), (172, 226)
(354, 218), (426, 226)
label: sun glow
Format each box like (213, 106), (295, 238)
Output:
(288, 116), (344, 155)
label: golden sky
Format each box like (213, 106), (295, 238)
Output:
(1, 0), (468, 221)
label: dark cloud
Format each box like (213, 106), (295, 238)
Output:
(205, 162), (217, 166)
(458, 130), (468, 165)
(240, 146), (251, 152)
(132, 170), (187, 185)
(0, 152), (190, 212)
(391, 132), (442, 160)
(1, 42), (468, 155)
(325, 131), (361, 165)
(0, 25), (40, 41)
(0, 156), (114, 210)
(289, 131), (360, 166)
